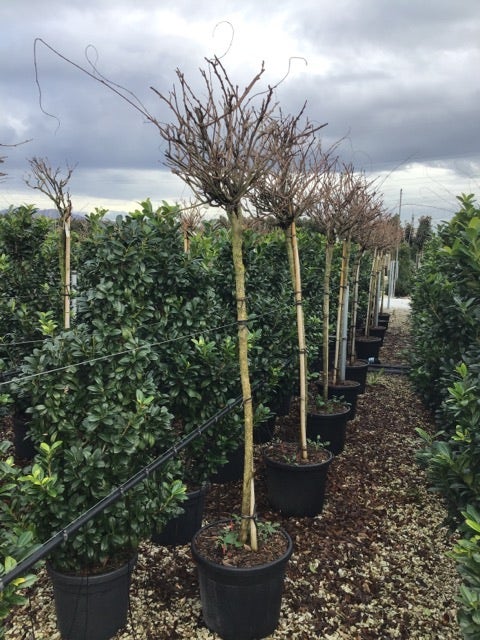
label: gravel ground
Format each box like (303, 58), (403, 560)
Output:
(4, 302), (462, 639)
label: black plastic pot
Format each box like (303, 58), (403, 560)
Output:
(307, 405), (350, 455)
(368, 325), (387, 346)
(210, 446), (244, 484)
(268, 392), (292, 417)
(12, 411), (35, 461)
(152, 484), (208, 546)
(264, 446), (334, 517)
(355, 336), (382, 361)
(345, 359), (369, 394)
(191, 521), (293, 640)
(327, 380), (361, 420)
(254, 413), (276, 444)
(48, 556), (136, 640)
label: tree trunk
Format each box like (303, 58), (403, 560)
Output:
(228, 208), (257, 550)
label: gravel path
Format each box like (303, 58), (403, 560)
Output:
(4, 303), (462, 639)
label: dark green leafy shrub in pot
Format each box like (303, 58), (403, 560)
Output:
(11, 325), (184, 573)
(450, 505), (480, 639)
(0, 441), (41, 627)
(76, 201), (244, 485)
(0, 205), (60, 371)
(416, 360), (480, 527)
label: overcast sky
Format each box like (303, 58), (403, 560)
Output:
(1, 0), (479, 225)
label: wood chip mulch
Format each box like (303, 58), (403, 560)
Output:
(4, 302), (462, 639)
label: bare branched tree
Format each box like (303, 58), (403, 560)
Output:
(179, 200), (205, 252)
(348, 193), (385, 360)
(307, 162), (380, 395)
(250, 110), (330, 460)
(149, 56), (281, 547)
(25, 157), (76, 329)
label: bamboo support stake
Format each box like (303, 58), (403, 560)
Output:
(63, 217), (71, 329)
(290, 221), (308, 460)
(322, 242), (334, 402)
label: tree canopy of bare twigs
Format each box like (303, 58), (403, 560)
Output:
(248, 110), (330, 459)
(25, 157), (75, 328)
(150, 57), (279, 215)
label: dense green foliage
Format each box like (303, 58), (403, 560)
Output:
(0, 206), (60, 372)
(76, 201), (244, 484)
(11, 324), (185, 572)
(394, 242), (413, 297)
(410, 194), (480, 636)
(0, 199), (385, 621)
(0, 441), (40, 632)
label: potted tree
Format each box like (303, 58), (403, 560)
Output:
(303, 163), (364, 452)
(151, 57), (294, 639)
(11, 324), (185, 640)
(357, 215), (403, 360)
(327, 167), (382, 418)
(250, 112), (338, 514)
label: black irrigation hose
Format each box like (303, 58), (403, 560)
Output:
(0, 383), (259, 592)
(368, 362), (410, 375)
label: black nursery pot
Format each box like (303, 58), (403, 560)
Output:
(264, 448), (334, 517)
(268, 392), (292, 417)
(327, 380), (361, 420)
(48, 556), (136, 640)
(368, 325), (387, 346)
(191, 521), (293, 640)
(345, 359), (369, 394)
(355, 336), (382, 361)
(210, 446), (244, 484)
(307, 405), (350, 455)
(254, 413), (277, 444)
(152, 484), (208, 546)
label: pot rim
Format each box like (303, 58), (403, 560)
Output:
(191, 519), (293, 574)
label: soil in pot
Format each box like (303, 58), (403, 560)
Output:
(191, 520), (293, 640)
(48, 555), (136, 640)
(151, 484), (208, 546)
(263, 441), (334, 517)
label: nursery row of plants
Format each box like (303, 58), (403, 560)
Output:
(0, 187), (401, 639)
(409, 193), (480, 640)
(0, 55), (435, 640)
